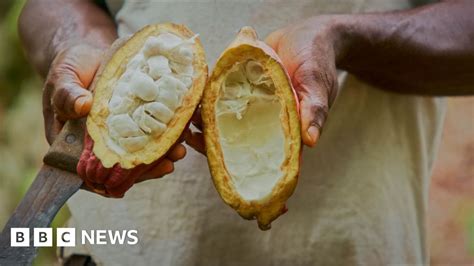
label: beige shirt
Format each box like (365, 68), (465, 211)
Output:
(66, 1), (445, 265)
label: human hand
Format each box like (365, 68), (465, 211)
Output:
(265, 16), (348, 147)
(42, 43), (103, 145)
(77, 130), (188, 198)
(186, 16), (348, 153)
(44, 41), (187, 197)
(184, 108), (206, 155)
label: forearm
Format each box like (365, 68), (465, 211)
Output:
(335, 0), (474, 95)
(18, 0), (117, 77)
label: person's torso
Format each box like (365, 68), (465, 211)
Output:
(111, 0), (425, 65)
(66, 1), (444, 265)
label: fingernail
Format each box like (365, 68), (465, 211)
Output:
(307, 126), (320, 146)
(74, 94), (92, 115)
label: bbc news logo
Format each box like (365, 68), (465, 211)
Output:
(10, 228), (138, 247)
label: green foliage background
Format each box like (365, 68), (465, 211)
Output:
(0, 1), (69, 265)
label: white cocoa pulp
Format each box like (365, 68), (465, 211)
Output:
(216, 60), (285, 201)
(105, 33), (196, 155)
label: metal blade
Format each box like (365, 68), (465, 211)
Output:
(0, 165), (82, 266)
(0, 119), (85, 265)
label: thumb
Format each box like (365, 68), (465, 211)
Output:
(185, 130), (206, 155)
(48, 45), (103, 121)
(300, 96), (328, 147)
(51, 70), (93, 121)
(293, 61), (332, 147)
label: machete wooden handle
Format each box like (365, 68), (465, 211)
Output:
(43, 119), (85, 173)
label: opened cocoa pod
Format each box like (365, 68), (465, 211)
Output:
(87, 23), (207, 169)
(202, 27), (302, 230)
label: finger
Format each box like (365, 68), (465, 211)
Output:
(43, 83), (64, 144)
(106, 176), (136, 198)
(95, 161), (112, 184)
(185, 131), (206, 155)
(82, 179), (98, 194)
(191, 108), (203, 131)
(166, 144), (187, 162)
(85, 155), (99, 182)
(51, 72), (93, 121)
(178, 128), (190, 143)
(77, 150), (90, 180)
(104, 165), (132, 189)
(47, 45), (104, 121)
(77, 132), (93, 178)
(78, 132), (112, 196)
(293, 62), (331, 147)
(265, 29), (285, 51)
(299, 97), (326, 147)
(136, 159), (175, 183)
(45, 116), (64, 145)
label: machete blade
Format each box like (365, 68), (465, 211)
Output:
(0, 166), (82, 266)
(0, 119), (85, 266)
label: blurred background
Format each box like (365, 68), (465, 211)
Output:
(0, 1), (472, 265)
